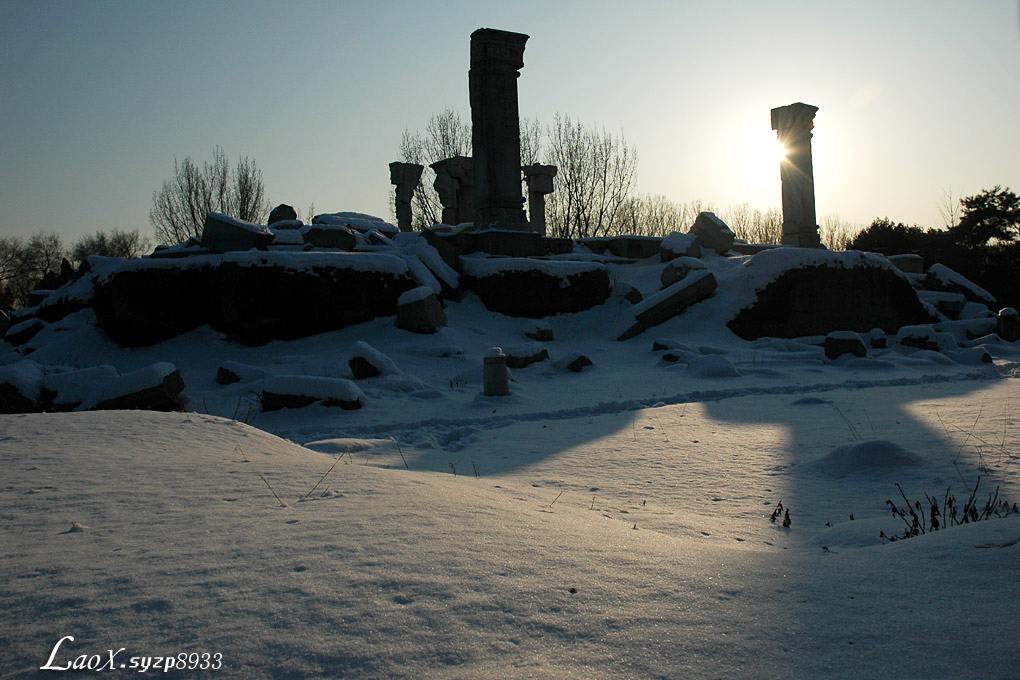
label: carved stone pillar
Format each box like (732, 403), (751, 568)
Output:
(522, 163), (557, 236)
(469, 28), (529, 231)
(771, 102), (820, 248)
(389, 162), (424, 232)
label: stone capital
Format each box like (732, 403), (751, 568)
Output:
(770, 102), (818, 132)
(470, 28), (529, 71)
(431, 156), (474, 186)
(389, 162), (424, 188)
(523, 163), (557, 195)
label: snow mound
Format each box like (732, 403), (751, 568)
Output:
(687, 354), (740, 377)
(813, 440), (926, 478)
(809, 518), (893, 549)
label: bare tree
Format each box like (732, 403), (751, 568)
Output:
(936, 187), (962, 231)
(545, 113), (638, 239)
(398, 108), (473, 229)
(519, 116), (543, 168)
(616, 194), (704, 236)
(70, 229), (152, 266)
(149, 146), (270, 246)
(0, 232), (66, 309)
(723, 205), (782, 244)
(819, 214), (861, 250)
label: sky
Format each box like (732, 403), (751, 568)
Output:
(2, 0), (1019, 244)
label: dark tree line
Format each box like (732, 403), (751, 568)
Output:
(0, 229), (151, 312)
(850, 186), (1020, 308)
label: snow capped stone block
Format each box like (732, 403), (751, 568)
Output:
(660, 231), (702, 261)
(618, 270), (718, 341)
(660, 256), (708, 289)
(917, 290), (968, 319)
(312, 212), (399, 236)
(887, 254), (923, 274)
(43, 365), (120, 411)
(524, 321), (553, 341)
(92, 252), (416, 346)
(461, 257), (611, 318)
(960, 301), (994, 320)
(561, 352), (593, 372)
(270, 228), (305, 246)
(0, 359), (44, 413)
(503, 342), (550, 369)
(612, 282), (643, 305)
(201, 212), (274, 253)
(0, 309), (8, 336)
(396, 252), (443, 296)
(896, 325), (938, 351)
(996, 307), (1019, 342)
(299, 224), (356, 250)
(727, 249), (936, 340)
(261, 375), (364, 411)
(867, 328), (887, 349)
(955, 346), (993, 365)
(396, 286), (446, 334)
(689, 212), (735, 254)
(349, 341), (399, 379)
(924, 263), (996, 307)
(78, 362), (185, 412)
(824, 331), (867, 360)
(216, 361), (267, 385)
(406, 241), (460, 292)
(3, 318), (45, 347)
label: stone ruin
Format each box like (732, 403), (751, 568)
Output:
(772, 102), (821, 248)
(2, 28), (1016, 413)
(470, 28), (530, 231)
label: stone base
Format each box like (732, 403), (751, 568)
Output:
(579, 236), (662, 259)
(469, 230), (545, 257)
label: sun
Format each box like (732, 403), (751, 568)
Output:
(774, 138), (789, 161)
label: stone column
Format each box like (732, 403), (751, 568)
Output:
(522, 163), (557, 236)
(446, 156), (474, 224)
(771, 102), (820, 248)
(431, 162), (459, 226)
(470, 28), (529, 231)
(389, 162), (424, 232)
(431, 156), (474, 225)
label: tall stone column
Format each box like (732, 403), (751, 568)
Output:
(389, 162), (424, 232)
(771, 102), (821, 248)
(470, 28), (529, 231)
(522, 163), (557, 236)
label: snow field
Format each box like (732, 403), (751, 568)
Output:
(3, 376), (1019, 678)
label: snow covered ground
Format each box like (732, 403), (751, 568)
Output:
(3, 251), (1020, 678)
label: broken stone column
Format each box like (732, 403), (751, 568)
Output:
(389, 162), (424, 232)
(771, 103), (821, 248)
(470, 28), (529, 231)
(431, 156), (474, 225)
(522, 163), (557, 236)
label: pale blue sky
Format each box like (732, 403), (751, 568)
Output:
(2, 0), (1018, 243)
